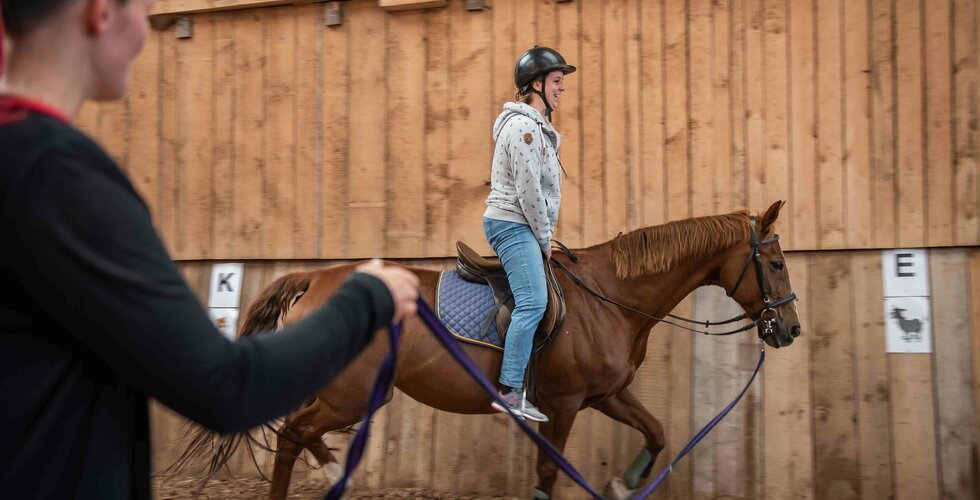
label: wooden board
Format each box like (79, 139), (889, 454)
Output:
(710, 0), (732, 215)
(894, 0), (925, 247)
(623, 0), (641, 231)
(378, 0), (447, 11)
(761, 0), (790, 214)
(663, 0), (689, 221)
(667, 297), (694, 500)
(231, 10), (265, 257)
(639, 0), (666, 228)
(385, 10), (427, 257)
(98, 99), (128, 173)
(424, 7), (452, 256)
(293, 4), (322, 257)
(536, 0), (557, 47)
(603, 0), (628, 236)
(688, 0), (714, 221)
(971, 249), (980, 488)
(692, 287), (719, 499)
(744, 0), (764, 213)
(261, 7), (296, 259)
(850, 251), (894, 499)
(212, 14), (237, 258)
(930, 250), (978, 500)
(555, 0), (584, 247)
(815, 0), (844, 248)
(810, 252), (859, 499)
(729, 0), (748, 212)
(870, 0), (897, 248)
(176, 16), (214, 259)
(158, 24), (180, 252)
(763, 251), (814, 499)
(953, 0), (979, 245)
(843, 0), (872, 248)
(924, 1), (954, 246)
(789, 0), (817, 250)
(127, 29), (162, 219)
(580, 0), (604, 244)
(152, 0), (321, 16)
(347, 1), (387, 258)
(320, 3), (350, 258)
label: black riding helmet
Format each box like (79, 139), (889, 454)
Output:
(514, 46), (576, 121)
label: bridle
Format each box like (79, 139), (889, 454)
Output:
(722, 217), (798, 340)
(551, 216), (798, 340)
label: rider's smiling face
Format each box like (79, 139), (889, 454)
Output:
(534, 70), (566, 111)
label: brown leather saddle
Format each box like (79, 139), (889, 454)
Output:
(454, 241), (565, 350)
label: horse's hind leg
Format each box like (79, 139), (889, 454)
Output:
(593, 388), (666, 496)
(270, 390), (395, 500)
(268, 401), (323, 500)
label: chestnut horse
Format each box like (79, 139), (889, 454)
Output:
(177, 200), (801, 499)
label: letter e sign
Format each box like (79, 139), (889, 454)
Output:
(881, 249), (929, 298)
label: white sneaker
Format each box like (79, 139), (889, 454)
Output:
(491, 390), (549, 422)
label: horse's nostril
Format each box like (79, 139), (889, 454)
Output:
(791, 325), (801, 338)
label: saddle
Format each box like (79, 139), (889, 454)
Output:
(454, 241), (566, 348)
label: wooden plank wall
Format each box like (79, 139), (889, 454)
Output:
(75, 0), (979, 260)
(152, 247), (980, 499)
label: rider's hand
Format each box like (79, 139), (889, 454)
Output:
(544, 248), (553, 261)
(356, 259), (419, 323)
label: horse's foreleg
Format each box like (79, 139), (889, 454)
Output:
(534, 409), (578, 499)
(593, 388), (665, 495)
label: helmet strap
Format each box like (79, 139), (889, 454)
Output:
(534, 75), (553, 122)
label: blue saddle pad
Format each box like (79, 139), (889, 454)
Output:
(436, 270), (504, 351)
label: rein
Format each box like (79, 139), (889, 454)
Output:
(551, 217), (797, 339)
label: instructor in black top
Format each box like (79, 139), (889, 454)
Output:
(0, 0), (420, 498)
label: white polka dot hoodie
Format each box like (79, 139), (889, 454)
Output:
(483, 102), (562, 253)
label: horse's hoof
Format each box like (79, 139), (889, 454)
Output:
(604, 477), (637, 500)
(323, 462), (343, 484)
(323, 462), (354, 491)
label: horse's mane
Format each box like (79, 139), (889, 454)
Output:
(610, 211), (752, 279)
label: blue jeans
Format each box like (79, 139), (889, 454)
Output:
(483, 217), (547, 389)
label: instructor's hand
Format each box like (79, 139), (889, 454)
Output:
(356, 259), (420, 323)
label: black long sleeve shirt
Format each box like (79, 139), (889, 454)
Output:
(0, 97), (394, 499)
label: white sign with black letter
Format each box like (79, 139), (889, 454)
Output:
(881, 249), (929, 297)
(881, 249), (931, 353)
(209, 263), (244, 308)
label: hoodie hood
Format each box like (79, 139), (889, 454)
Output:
(491, 102), (560, 147)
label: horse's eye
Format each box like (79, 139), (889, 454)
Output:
(771, 261), (785, 271)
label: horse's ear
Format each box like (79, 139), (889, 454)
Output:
(759, 200), (786, 234)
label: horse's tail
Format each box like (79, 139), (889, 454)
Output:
(165, 272), (312, 479)
(240, 272), (312, 338)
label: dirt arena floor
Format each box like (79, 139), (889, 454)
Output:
(153, 476), (517, 499)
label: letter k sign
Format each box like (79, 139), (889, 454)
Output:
(209, 263), (244, 308)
